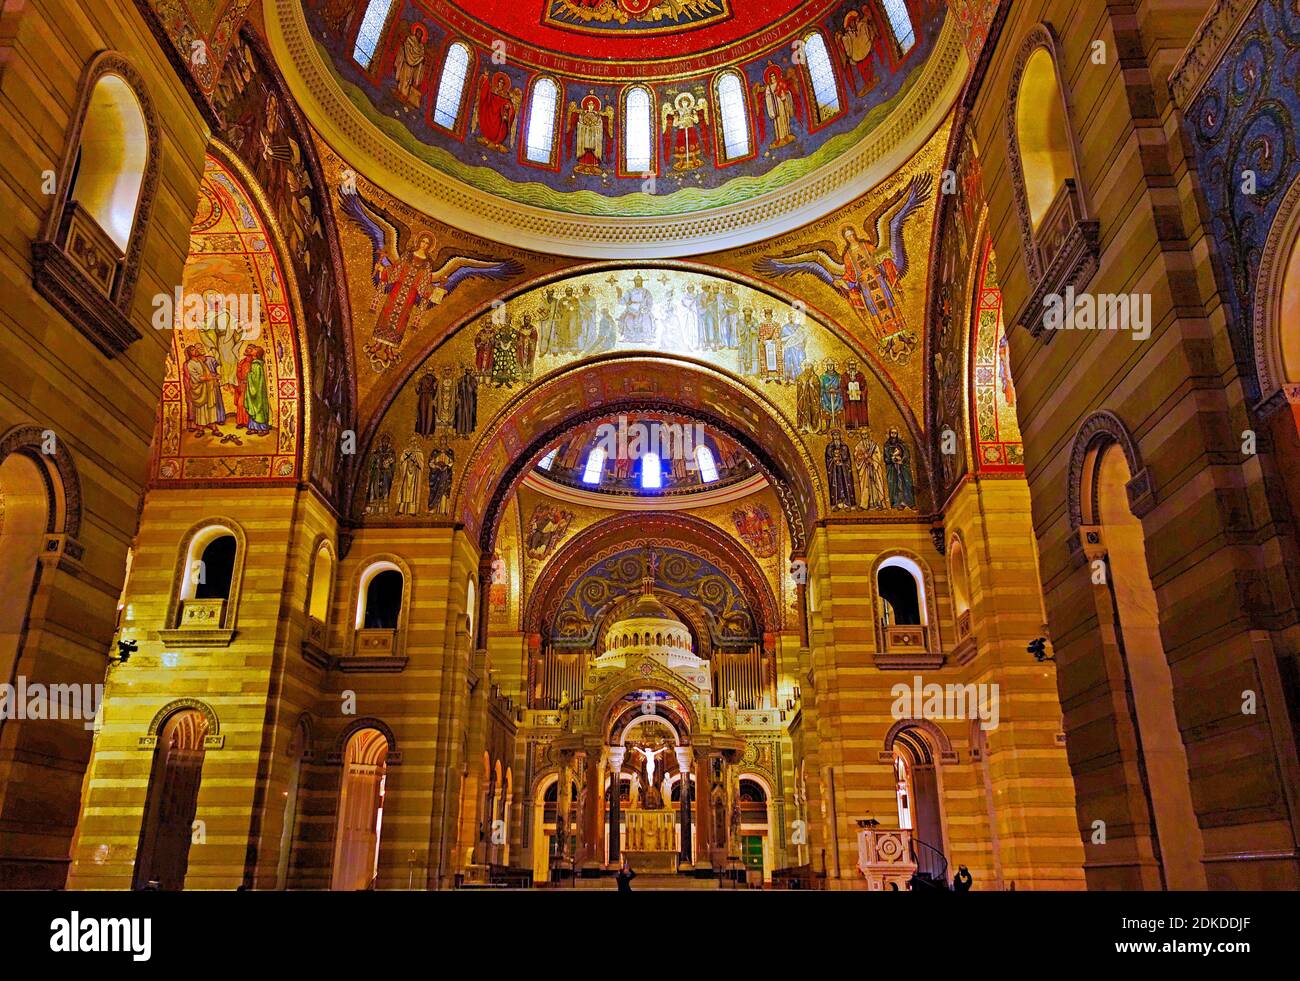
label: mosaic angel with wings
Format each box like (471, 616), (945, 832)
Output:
(339, 184), (523, 371)
(755, 174), (933, 362)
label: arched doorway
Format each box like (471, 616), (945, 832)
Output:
(737, 775), (774, 881)
(891, 727), (947, 882)
(1091, 442), (1205, 889)
(133, 708), (209, 890)
(275, 717), (311, 889)
(0, 451), (49, 693)
(332, 727), (390, 890)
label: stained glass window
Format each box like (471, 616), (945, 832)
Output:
(802, 32), (841, 121)
(625, 87), (653, 173)
(432, 41), (471, 129)
(641, 452), (663, 489)
(352, 0), (396, 69)
(882, 0), (916, 54)
(582, 447), (606, 484)
(526, 77), (560, 164)
(717, 71), (750, 160)
(695, 445), (719, 483)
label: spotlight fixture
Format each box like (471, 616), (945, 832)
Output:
(111, 638), (138, 664)
(1027, 637), (1054, 663)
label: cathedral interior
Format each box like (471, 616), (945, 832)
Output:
(1, 0), (1299, 895)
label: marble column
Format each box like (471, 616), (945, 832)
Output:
(676, 747), (693, 867)
(579, 744), (603, 869)
(555, 751), (573, 873)
(694, 746), (713, 870)
(607, 747), (625, 865)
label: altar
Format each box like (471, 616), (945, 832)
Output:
(623, 809), (679, 873)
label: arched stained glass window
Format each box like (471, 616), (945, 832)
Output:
(625, 86), (653, 173)
(882, 0), (916, 55)
(582, 448), (606, 484)
(526, 77), (561, 164)
(716, 71), (750, 161)
(432, 41), (471, 129)
(695, 445), (719, 483)
(353, 0), (397, 69)
(802, 31), (841, 121)
(641, 452), (663, 490)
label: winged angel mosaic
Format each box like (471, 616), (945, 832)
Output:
(338, 184), (523, 371)
(756, 174), (932, 364)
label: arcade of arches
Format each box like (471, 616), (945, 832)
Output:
(1, 0), (1299, 893)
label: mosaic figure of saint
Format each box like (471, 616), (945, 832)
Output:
(883, 427), (916, 509)
(826, 429), (857, 511)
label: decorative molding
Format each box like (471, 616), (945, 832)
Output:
(0, 425), (84, 554)
(33, 51), (161, 356)
(1003, 23), (1095, 313)
(265, 0), (967, 258)
(873, 650), (945, 671)
(1066, 411), (1154, 563)
(328, 717), (401, 765)
(1167, 0), (1260, 109)
(882, 717), (958, 765)
(139, 697), (225, 750)
(1014, 205), (1101, 339)
(1252, 169), (1300, 402)
(950, 635), (978, 667)
(157, 627), (236, 647)
(469, 385), (814, 557)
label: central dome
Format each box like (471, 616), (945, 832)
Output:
(273, 0), (965, 255)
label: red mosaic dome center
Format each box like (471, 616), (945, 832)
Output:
(426, 0), (841, 72)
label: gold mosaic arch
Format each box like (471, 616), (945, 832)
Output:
(266, 0), (967, 257)
(154, 141), (317, 485)
(453, 355), (825, 550)
(525, 513), (780, 638)
(359, 258), (919, 443)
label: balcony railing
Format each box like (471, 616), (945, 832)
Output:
(1015, 178), (1101, 340)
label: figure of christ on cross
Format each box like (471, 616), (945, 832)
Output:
(635, 745), (666, 793)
